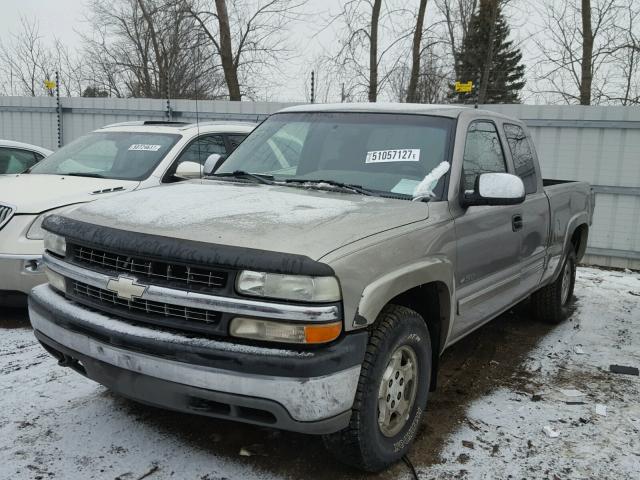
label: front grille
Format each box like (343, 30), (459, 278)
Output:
(0, 204), (15, 230)
(71, 280), (221, 325)
(72, 245), (228, 290)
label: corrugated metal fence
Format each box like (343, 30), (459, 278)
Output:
(1, 97), (639, 269)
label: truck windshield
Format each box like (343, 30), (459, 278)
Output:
(29, 132), (180, 181)
(217, 112), (454, 198)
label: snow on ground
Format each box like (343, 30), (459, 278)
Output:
(0, 267), (639, 480)
(423, 267), (640, 480)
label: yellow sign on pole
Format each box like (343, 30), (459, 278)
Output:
(44, 79), (56, 90)
(455, 81), (473, 93)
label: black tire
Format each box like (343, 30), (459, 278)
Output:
(322, 305), (432, 472)
(531, 247), (577, 323)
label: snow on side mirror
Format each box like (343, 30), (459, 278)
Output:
(175, 161), (203, 179)
(463, 172), (525, 207)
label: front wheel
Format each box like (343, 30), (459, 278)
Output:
(531, 247), (577, 323)
(322, 305), (432, 472)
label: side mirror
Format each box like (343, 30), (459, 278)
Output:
(175, 161), (202, 179)
(463, 172), (525, 207)
(203, 153), (227, 175)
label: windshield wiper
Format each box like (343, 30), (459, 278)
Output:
(285, 179), (379, 196)
(209, 170), (274, 185)
(63, 172), (107, 178)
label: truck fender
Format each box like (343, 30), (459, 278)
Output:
(549, 212), (589, 282)
(355, 256), (455, 348)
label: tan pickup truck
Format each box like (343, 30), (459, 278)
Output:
(30, 104), (594, 471)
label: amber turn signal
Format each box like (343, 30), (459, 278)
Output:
(304, 322), (342, 344)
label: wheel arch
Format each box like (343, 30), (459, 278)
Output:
(355, 257), (454, 391)
(570, 223), (589, 262)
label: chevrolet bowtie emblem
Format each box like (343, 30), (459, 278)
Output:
(106, 275), (147, 300)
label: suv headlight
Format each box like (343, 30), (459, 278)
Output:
(236, 270), (341, 302)
(43, 231), (66, 257)
(27, 205), (82, 240)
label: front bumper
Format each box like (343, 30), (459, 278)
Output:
(0, 253), (45, 295)
(29, 284), (367, 434)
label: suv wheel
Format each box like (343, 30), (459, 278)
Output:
(531, 247), (577, 323)
(323, 305), (432, 472)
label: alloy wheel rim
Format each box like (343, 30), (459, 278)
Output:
(377, 345), (418, 437)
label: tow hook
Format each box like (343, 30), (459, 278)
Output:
(58, 354), (86, 375)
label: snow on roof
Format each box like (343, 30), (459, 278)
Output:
(98, 121), (256, 135)
(278, 102), (471, 118)
(0, 139), (53, 155)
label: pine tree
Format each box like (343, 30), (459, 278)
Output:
(454, 0), (525, 104)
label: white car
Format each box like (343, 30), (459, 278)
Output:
(0, 139), (53, 174)
(0, 120), (255, 304)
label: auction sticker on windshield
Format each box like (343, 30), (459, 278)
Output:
(128, 144), (162, 152)
(365, 149), (420, 163)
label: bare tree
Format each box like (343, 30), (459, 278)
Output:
(580, 0), (594, 105)
(328, 0), (414, 102)
(82, 0), (225, 98)
(531, 0), (628, 105)
(605, 1), (640, 104)
(406, 0), (429, 102)
(187, 0), (308, 101)
(390, 44), (450, 103)
(0, 17), (53, 96)
(435, 0), (478, 67)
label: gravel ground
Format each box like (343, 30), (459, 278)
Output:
(1, 266), (639, 480)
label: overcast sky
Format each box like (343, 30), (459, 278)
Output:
(0, 0), (543, 102)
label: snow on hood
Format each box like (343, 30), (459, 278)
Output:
(0, 174), (139, 214)
(68, 180), (430, 260)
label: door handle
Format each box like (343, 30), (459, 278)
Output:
(512, 214), (523, 232)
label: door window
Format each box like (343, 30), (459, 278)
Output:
(462, 121), (507, 192)
(226, 134), (247, 152)
(0, 147), (41, 174)
(176, 135), (226, 167)
(503, 124), (537, 194)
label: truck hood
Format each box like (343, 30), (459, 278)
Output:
(67, 180), (429, 260)
(0, 174), (139, 213)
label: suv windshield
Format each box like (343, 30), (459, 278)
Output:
(217, 112), (454, 198)
(30, 132), (180, 181)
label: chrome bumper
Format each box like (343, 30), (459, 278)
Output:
(29, 284), (360, 424)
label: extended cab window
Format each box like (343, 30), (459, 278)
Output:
(462, 121), (507, 191)
(503, 123), (537, 194)
(218, 112), (454, 198)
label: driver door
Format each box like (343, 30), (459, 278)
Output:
(452, 121), (523, 338)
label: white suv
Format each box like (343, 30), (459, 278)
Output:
(0, 120), (255, 304)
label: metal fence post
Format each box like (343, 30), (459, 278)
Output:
(56, 71), (63, 147)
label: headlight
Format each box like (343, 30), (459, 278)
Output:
(236, 270), (341, 302)
(43, 231), (66, 256)
(230, 317), (342, 344)
(27, 204), (82, 240)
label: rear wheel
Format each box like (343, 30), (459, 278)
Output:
(323, 305), (432, 472)
(531, 247), (577, 323)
